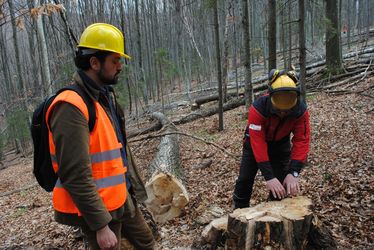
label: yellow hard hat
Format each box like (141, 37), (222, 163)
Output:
(78, 23), (131, 59)
(270, 75), (298, 110)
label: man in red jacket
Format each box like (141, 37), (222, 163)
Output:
(233, 69), (310, 209)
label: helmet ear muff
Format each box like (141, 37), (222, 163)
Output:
(286, 71), (299, 85)
(268, 69), (284, 92)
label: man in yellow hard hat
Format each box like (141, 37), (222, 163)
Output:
(233, 69), (310, 209)
(47, 23), (154, 249)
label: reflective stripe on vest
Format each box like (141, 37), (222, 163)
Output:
(55, 173), (125, 189)
(45, 90), (127, 215)
(50, 148), (122, 165)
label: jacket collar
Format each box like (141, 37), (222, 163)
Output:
(73, 70), (114, 101)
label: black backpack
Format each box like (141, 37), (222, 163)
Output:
(30, 84), (96, 192)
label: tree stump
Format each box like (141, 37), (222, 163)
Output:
(226, 196), (332, 250)
(144, 112), (189, 224)
(202, 216), (228, 246)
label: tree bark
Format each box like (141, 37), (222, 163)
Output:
(299, 0), (307, 101)
(174, 97), (245, 125)
(8, 0), (26, 97)
(34, 0), (52, 96)
(225, 196), (337, 249)
(191, 92), (244, 110)
(213, 0), (224, 131)
(144, 112), (189, 224)
(268, 0), (277, 70)
(241, 0), (253, 109)
(325, 0), (343, 75)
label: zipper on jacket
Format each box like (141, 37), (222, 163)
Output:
(272, 116), (286, 141)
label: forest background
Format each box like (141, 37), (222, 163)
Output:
(0, 0), (373, 249)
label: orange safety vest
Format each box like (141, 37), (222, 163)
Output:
(46, 90), (127, 215)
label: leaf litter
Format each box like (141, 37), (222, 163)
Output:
(0, 78), (373, 249)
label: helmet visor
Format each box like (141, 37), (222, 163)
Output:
(271, 91), (298, 110)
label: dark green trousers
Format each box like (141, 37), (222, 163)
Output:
(81, 202), (154, 250)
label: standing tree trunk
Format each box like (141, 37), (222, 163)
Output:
(281, 2), (287, 70)
(347, 0), (352, 50)
(242, 0), (253, 109)
(222, 1), (232, 103)
(288, 0), (292, 69)
(119, 0), (132, 114)
(0, 27), (13, 101)
(134, 0), (147, 106)
(325, 0), (342, 75)
(298, 0), (306, 101)
(34, 0), (52, 96)
(8, 0), (26, 97)
(213, 0), (224, 131)
(268, 0), (277, 70)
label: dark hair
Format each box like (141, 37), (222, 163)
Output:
(74, 48), (112, 70)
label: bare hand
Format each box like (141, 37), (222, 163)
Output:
(283, 174), (300, 196)
(266, 178), (286, 199)
(96, 225), (117, 250)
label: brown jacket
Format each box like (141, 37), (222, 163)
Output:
(49, 71), (147, 231)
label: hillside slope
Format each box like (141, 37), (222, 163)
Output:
(0, 78), (373, 249)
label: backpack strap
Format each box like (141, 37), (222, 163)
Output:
(56, 84), (96, 132)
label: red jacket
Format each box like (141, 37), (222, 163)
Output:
(246, 95), (310, 180)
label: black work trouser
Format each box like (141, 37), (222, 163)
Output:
(233, 137), (291, 208)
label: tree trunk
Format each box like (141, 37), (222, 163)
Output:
(268, 0), (277, 70)
(299, 0), (306, 101)
(325, 0), (343, 75)
(8, 0), (26, 97)
(225, 196), (337, 249)
(213, 0), (224, 131)
(34, 0), (52, 96)
(174, 97), (245, 125)
(191, 92), (244, 110)
(222, 1), (232, 103)
(144, 112), (189, 224)
(288, 0), (292, 69)
(241, 0), (253, 109)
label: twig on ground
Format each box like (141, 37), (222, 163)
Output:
(129, 131), (241, 160)
(0, 183), (38, 198)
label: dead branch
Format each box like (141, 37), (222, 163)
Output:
(0, 183), (38, 197)
(129, 131), (240, 160)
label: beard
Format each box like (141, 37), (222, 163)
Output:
(98, 68), (120, 85)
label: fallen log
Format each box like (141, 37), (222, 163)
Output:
(191, 92), (244, 110)
(144, 112), (189, 224)
(224, 196), (336, 250)
(321, 69), (374, 90)
(310, 66), (374, 89)
(127, 121), (162, 139)
(174, 97), (245, 125)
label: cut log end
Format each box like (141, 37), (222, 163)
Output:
(144, 172), (189, 224)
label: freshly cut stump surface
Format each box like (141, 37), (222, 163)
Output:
(226, 196), (313, 249)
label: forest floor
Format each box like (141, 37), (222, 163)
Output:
(0, 76), (373, 249)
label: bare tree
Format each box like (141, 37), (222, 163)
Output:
(34, 0), (52, 96)
(268, 0), (277, 70)
(325, 0), (342, 75)
(7, 0), (25, 97)
(298, 0), (306, 101)
(242, 0), (253, 109)
(213, 0), (223, 131)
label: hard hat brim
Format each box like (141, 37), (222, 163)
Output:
(78, 44), (131, 59)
